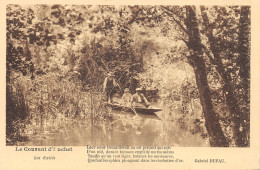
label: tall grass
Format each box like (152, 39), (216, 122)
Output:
(6, 72), (110, 145)
(6, 79), (29, 144)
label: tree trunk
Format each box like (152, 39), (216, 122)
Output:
(185, 6), (229, 147)
(237, 6), (250, 146)
(200, 6), (249, 147)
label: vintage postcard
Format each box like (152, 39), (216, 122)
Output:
(0, 0), (259, 169)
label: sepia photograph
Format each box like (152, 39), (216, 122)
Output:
(6, 4), (250, 148)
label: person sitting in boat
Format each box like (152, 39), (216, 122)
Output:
(131, 88), (150, 108)
(103, 72), (119, 103)
(120, 88), (132, 107)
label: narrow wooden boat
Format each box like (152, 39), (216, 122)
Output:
(106, 102), (162, 115)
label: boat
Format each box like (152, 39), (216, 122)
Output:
(105, 102), (162, 115)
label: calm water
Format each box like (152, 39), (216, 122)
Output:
(22, 108), (209, 147)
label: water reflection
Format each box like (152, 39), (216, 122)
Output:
(22, 110), (209, 147)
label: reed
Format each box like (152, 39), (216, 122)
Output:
(6, 72), (110, 145)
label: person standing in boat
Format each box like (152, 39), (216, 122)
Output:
(121, 88), (132, 107)
(103, 72), (119, 103)
(131, 88), (150, 108)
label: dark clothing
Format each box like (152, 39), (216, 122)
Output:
(106, 78), (114, 91)
(105, 88), (116, 103)
(103, 76), (118, 103)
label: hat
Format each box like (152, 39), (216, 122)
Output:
(124, 88), (130, 92)
(136, 88), (142, 91)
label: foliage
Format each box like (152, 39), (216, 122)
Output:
(6, 73), (110, 145)
(6, 5), (250, 147)
(200, 6), (250, 146)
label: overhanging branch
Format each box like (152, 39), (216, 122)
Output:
(161, 6), (188, 35)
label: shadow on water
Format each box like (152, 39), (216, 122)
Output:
(22, 108), (209, 147)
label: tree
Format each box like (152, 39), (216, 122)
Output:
(7, 5), (250, 147)
(237, 6), (250, 146)
(161, 5), (250, 147)
(184, 6), (229, 147)
(200, 6), (250, 147)
(6, 5), (35, 80)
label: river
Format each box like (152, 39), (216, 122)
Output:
(21, 108), (209, 147)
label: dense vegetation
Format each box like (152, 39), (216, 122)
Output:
(6, 5), (250, 147)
